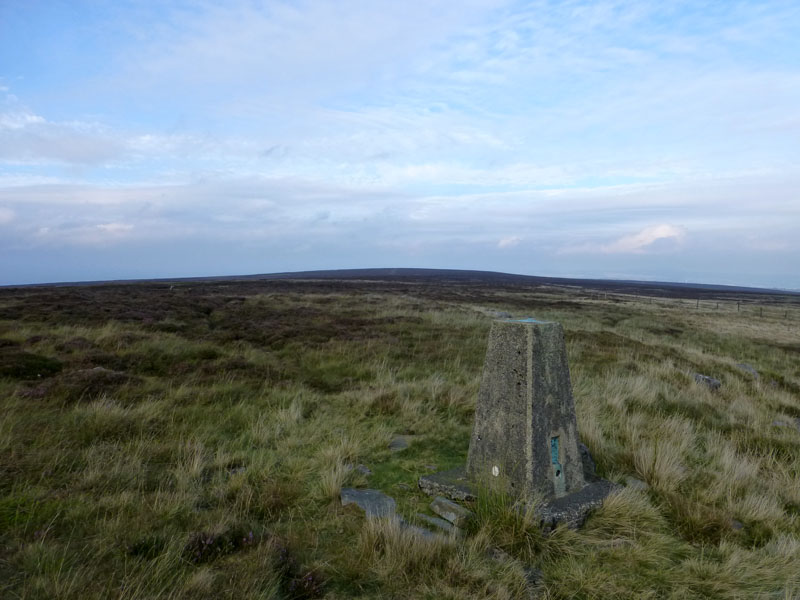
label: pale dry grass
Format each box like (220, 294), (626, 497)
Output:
(358, 517), (456, 581)
(172, 439), (207, 492)
(633, 438), (689, 492)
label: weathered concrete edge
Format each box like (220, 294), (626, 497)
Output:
(535, 479), (621, 531)
(418, 466), (478, 502)
(418, 466), (621, 532)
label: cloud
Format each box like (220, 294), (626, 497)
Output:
(0, 96), (125, 165)
(0, 111), (45, 129)
(602, 224), (686, 254)
(2, 1), (800, 287)
(498, 235), (521, 248)
(96, 222), (133, 234)
(0, 207), (14, 224)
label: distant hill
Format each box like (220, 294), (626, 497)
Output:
(7, 267), (799, 299)
(247, 268), (799, 298)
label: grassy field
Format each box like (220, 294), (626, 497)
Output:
(1, 277), (799, 599)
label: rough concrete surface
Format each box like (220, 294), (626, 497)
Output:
(466, 319), (585, 500)
(534, 479), (621, 532)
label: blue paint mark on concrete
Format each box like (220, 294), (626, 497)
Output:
(506, 317), (551, 323)
(551, 436), (566, 496)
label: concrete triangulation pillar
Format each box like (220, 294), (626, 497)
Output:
(418, 317), (618, 530)
(466, 318), (585, 500)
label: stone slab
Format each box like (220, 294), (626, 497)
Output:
(416, 513), (460, 535)
(394, 516), (438, 539)
(418, 467), (477, 501)
(340, 488), (396, 519)
(534, 479), (621, 532)
(431, 496), (474, 527)
(389, 435), (419, 452)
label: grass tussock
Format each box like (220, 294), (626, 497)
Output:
(1, 278), (799, 598)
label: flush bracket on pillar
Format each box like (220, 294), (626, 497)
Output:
(551, 436), (565, 497)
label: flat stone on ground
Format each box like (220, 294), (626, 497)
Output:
(535, 479), (621, 531)
(389, 435), (417, 452)
(694, 373), (721, 391)
(341, 488), (396, 519)
(736, 363), (759, 379)
(430, 496), (474, 527)
(418, 467), (477, 501)
(416, 513), (458, 534)
(394, 516), (438, 539)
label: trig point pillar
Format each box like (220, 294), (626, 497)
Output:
(419, 316), (618, 530)
(466, 318), (585, 500)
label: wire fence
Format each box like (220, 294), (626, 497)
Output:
(577, 289), (800, 322)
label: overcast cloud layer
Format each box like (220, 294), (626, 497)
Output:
(1, 1), (798, 287)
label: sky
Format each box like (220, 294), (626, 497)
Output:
(1, 1), (799, 288)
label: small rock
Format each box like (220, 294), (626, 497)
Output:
(488, 547), (512, 562)
(424, 464), (438, 472)
(389, 436), (412, 452)
(694, 373), (721, 391)
(395, 517), (438, 539)
(395, 483), (411, 491)
(416, 513), (459, 534)
(430, 496), (474, 527)
(491, 310), (513, 319)
(341, 488), (396, 519)
(772, 420), (792, 428)
(355, 464), (372, 476)
(730, 519), (744, 531)
(735, 363), (759, 380)
(624, 476), (649, 492)
(523, 566), (544, 587)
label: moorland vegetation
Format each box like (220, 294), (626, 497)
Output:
(1, 277), (799, 599)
